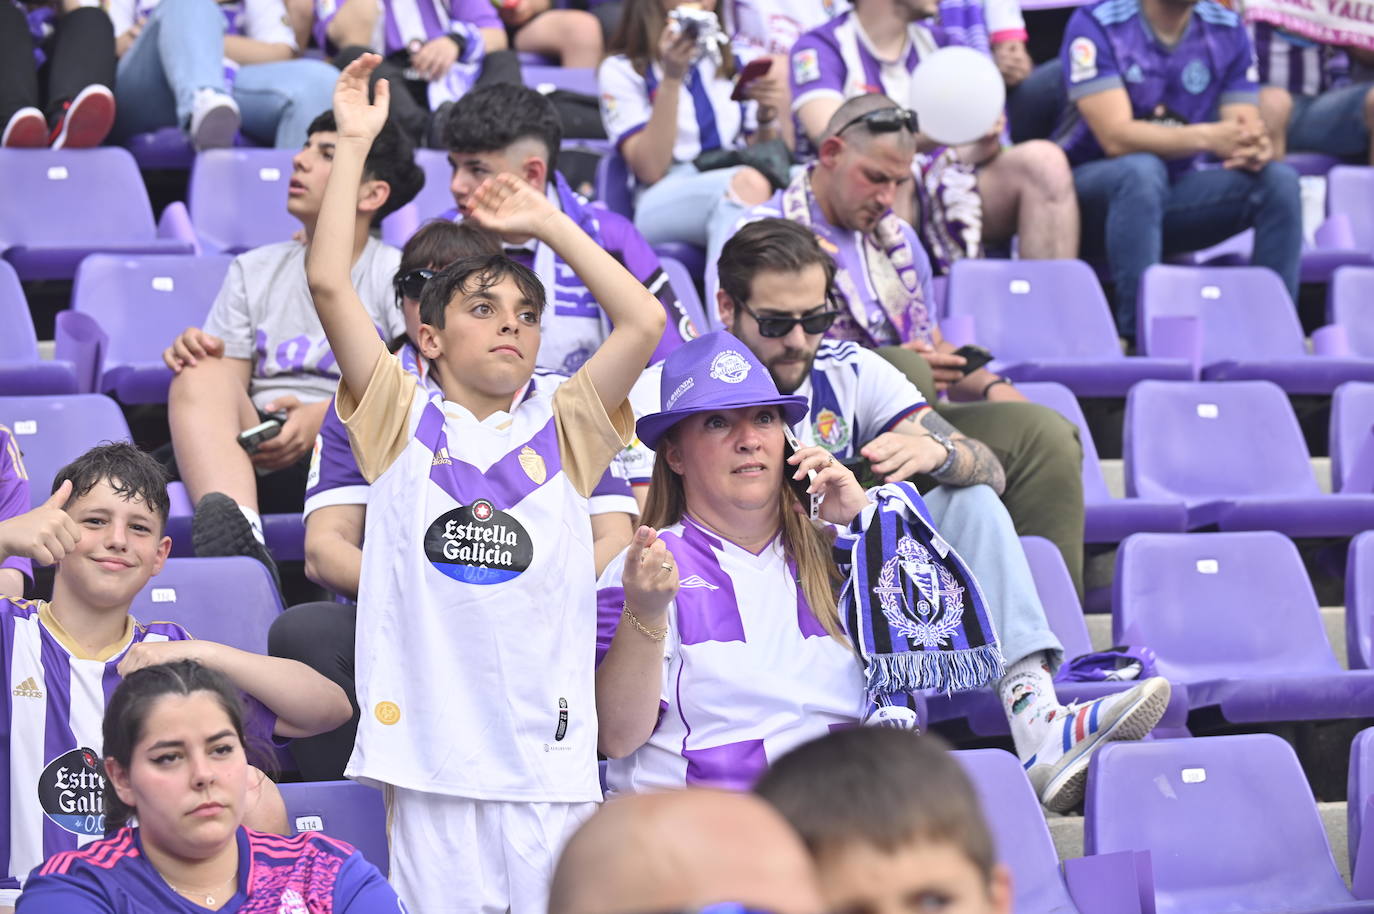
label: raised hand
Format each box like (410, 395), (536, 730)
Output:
(464, 172), (560, 242)
(0, 480), (84, 567)
(333, 53), (391, 142)
(788, 444), (870, 525)
(620, 526), (679, 622)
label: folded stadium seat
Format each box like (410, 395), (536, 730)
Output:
(1138, 265), (1374, 394)
(185, 148), (299, 254)
(0, 260), (79, 394)
(1114, 531), (1374, 723)
(946, 259), (1194, 397)
(1016, 381), (1187, 542)
(923, 536), (1189, 739)
(1085, 734), (1374, 914)
(129, 556), (284, 653)
(279, 781), (389, 876)
(1328, 166), (1374, 256)
(1349, 728), (1374, 876)
(164, 512), (305, 563)
(522, 64), (598, 96)
(125, 125), (252, 171)
(956, 747), (1147, 914)
(380, 148), (456, 247)
(1332, 382), (1374, 493)
(0, 149), (194, 280)
(1330, 266), (1374, 358)
(56, 253), (234, 404)
(658, 256), (713, 337)
(1125, 380), (1374, 532)
(1348, 532), (1374, 671)
(0, 394), (131, 508)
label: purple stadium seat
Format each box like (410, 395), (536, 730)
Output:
(280, 781), (389, 876)
(126, 126), (255, 171)
(381, 148), (455, 246)
(0, 260), (78, 394)
(1349, 728), (1374, 875)
(1330, 267), (1374, 359)
(946, 260), (1193, 396)
(1329, 166), (1374, 254)
(1333, 382), (1374, 493)
(523, 65), (598, 96)
(1126, 380), (1374, 534)
(0, 395), (131, 508)
(130, 556), (283, 653)
(1138, 265), (1374, 394)
(188, 148), (299, 254)
(1348, 532), (1374, 671)
(658, 256), (711, 337)
(1017, 382), (1187, 542)
(61, 254), (233, 404)
(594, 149), (634, 218)
(165, 511), (305, 563)
(1114, 531), (1374, 723)
(1085, 734), (1370, 914)
(0, 149), (193, 280)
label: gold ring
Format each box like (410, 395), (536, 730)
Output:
(661, 562), (674, 571)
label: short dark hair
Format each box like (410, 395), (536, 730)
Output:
(441, 83), (562, 175)
(102, 660), (248, 831)
(52, 442), (170, 531)
(419, 254), (546, 329)
(306, 110), (424, 225)
(398, 220), (503, 279)
(754, 727), (997, 881)
(718, 218), (838, 309)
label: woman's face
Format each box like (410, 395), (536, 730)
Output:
(666, 405), (786, 519)
(105, 691), (248, 859)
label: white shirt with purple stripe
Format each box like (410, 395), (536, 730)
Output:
(312, 0), (498, 55)
(789, 11), (944, 117)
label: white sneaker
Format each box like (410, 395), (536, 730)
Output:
(1024, 676), (1172, 813)
(189, 89), (239, 151)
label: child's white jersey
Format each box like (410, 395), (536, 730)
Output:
(341, 348), (632, 802)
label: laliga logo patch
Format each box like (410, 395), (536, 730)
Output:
(708, 350), (751, 384)
(40, 747), (105, 836)
(425, 499), (533, 585)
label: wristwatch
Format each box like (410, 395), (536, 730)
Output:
(927, 431), (957, 479)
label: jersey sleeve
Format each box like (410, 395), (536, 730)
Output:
(589, 469), (637, 518)
(616, 364), (663, 487)
(200, 256), (256, 362)
(304, 396), (370, 518)
(599, 56), (654, 150)
(1219, 25), (1261, 106)
(790, 27), (847, 112)
(0, 429), (32, 583)
(449, 0), (500, 30)
(241, 0), (297, 46)
(595, 549), (630, 664)
(1061, 11), (1123, 102)
(14, 864), (111, 912)
(332, 848), (407, 912)
(594, 210), (696, 358)
(552, 368), (636, 499)
(851, 348), (928, 437)
(986, 0), (1027, 43)
(337, 344), (423, 483)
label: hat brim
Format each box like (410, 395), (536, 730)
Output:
(635, 394), (812, 452)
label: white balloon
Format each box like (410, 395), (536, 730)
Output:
(909, 46), (1006, 146)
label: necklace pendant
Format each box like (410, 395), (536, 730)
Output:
(205, 895), (215, 906)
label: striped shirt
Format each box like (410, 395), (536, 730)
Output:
(1250, 21), (1349, 95)
(312, 0), (498, 55)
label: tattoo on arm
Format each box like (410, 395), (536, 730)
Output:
(913, 410), (1007, 494)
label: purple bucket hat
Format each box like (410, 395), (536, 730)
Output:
(635, 330), (811, 451)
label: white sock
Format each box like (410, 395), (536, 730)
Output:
(238, 504), (265, 546)
(999, 651), (1061, 761)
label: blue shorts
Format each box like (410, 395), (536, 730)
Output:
(1288, 82), (1374, 159)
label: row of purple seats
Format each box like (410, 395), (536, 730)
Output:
(0, 262), (79, 394)
(1330, 267), (1374, 359)
(1351, 727), (1374, 885)
(593, 149), (707, 280)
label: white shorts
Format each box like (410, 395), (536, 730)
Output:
(386, 787), (597, 914)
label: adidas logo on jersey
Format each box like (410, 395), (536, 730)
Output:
(678, 575), (719, 590)
(12, 676), (43, 699)
(432, 447), (452, 467)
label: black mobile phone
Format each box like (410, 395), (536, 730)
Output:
(237, 410), (287, 455)
(953, 344), (995, 376)
(781, 426), (818, 517)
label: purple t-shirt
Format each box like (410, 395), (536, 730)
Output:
(21, 827), (402, 912)
(1054, 0), (1259, 175)
(0, 427), (33, 584)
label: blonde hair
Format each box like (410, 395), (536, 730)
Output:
(641, 438), (845, 641)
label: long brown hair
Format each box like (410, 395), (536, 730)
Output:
(641, 431), (844, 640)
(609, 0), (737, 79)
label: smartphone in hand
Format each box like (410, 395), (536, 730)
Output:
(781, 425), (821, 519)
(731, 57), (773, 101)
(237, 410), (287, 455)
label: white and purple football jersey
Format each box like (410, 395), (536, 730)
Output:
(722, 0), (849, 57)
(789, 10), (946, 119)
(312, 0), (498, 55)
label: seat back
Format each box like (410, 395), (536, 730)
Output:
(522, 65), (598, 96)
(0, 395), (131, 508)
(1085, 735), (1352, 914)
(1327, 266), (1374, 358)
(946, 259), (1122, 361)
(1332, 381), (1374, 492)
(1020, 536), (1092, 659)
(71, 254), (233, 375)
(410, 148), (457, 224)
(1113, 531), (1338, 680)
(1138, 264), (1306, 362)
(594, 151), (634, 219)
(0, 260), (41, 362)
(1351, 728), (1374, 875)
(188, 149), (299, 253)
(955, 749), (1081, 912)
(129, 557), (283, 654)
(279, 781), (389, 877)
(1015, 381), (1112, 503)
(0, 148), (157, 249)
(1124, 380), (1320, 501)
(659, 256), (711, 339)
(1328, 166), (1374, 252)
(1348, 531), (1374, 670)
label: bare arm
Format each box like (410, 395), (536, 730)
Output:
(223, 36), (295, 64)
(304, 504), (365, 598)
(911, 409), (1006, 493)
(620, 24), (699, 184)
(326, 0), (379, 48)
(592, 513), (635, 578)
(1076, 86), (1248, 159)
(0, 569), (23, 597)
(479, 26), (508, 51)
(796, 95), (840, 148)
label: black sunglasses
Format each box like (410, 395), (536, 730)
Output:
(835, 106), (919, 139)
(739, 300), (840, 338)
(393, 268), (435, 305)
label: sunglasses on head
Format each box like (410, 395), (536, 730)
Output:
(739, 299), (840, 338)
(393, 268), (435, 305)
(835, 106), (920, 139)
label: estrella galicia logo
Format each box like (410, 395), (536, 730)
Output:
(424, 499), (533, 585)
(40, 747), (105, 836)
(1182, 59), (1210, 94)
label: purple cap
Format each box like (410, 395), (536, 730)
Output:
(635, 330), (810, 451)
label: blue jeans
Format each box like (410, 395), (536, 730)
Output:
(1074, 153), (1302, 337)
(634, 161), (749, 279)
(113, 0), (338, 147)
(1289, 82), (1374, 159)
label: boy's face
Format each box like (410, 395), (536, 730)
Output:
(448, 140), (547, 219)
(418, 274), (542, 401)
(814, 838), (1011, 914)
(58, 479), (170, 611)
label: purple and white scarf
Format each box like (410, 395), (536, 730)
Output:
(914, 147), (984, 275)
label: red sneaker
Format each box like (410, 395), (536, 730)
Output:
(50, 85), (116, 149)
(2, 108), (47, 148)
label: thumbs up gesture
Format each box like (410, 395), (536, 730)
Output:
(0, 480), (85, 566)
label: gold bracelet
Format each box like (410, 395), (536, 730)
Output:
(622, 603), (669, 642)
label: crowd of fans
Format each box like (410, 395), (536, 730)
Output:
(0, 0), (1368, 909)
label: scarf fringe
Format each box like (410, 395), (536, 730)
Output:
(865, 643), (1006, 696)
